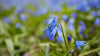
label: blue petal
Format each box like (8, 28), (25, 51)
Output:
(75, 41), (86, 51)
(76, 45), (81, 51)
(51, 27), (57, 39)
(80, 43), (85, 47)
(67, 35), (71, 41)
(45, 27), (53, 41)
(69, 49), (74, 54)
(57, 29), (64, 43)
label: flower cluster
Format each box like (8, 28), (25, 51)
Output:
(43, 16), (64, 43)
(43, 16), (86, 52)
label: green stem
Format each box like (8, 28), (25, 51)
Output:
(60, 24), (68, 49)
(79, 47), (100, 56)
(70, 34), (77, 41)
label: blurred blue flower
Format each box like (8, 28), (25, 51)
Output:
(79, 30), (84, 35)
(34, 7), (47, 16)
(68, 24), (74, 31)
(76, 1), (90, 12)
(90, 11), (96, 17)
(69, 49), (74, 54)
(75, 41), (86, 51)
(24, 9), (31, 14)
(79, 21), (86, 31)
(79, 21), (86, 35)
(68, 18), (75, 24)
(51, 5), (62, 12)
(3, 17), (11, 23)
(67, 35), (71, 41)
(94, 18), (100, 26)
(67, 0), (80, 6)
(16, 23), (21, 29)
(84, 34), (88, 39)
(97, 10), (100, 17)
(62, 15), (68, 21)
(20, 14), (27, 21)
(71, 13), (77, 18)
(15, 7), (23, 14)
(88, 0), (100, 9)
(23, 53), (27, 56)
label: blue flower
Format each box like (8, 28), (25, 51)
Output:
(51, 27), (58, 39)
(68, 24), (74, 31)
(94, 18), (100, 26)
(84, 34), (88, 39)
(62, 15), (68, 21)
(69, 49), (74, 54)
(46, 16), (58, 28)
(47, 16), (58, 24)
(34, 7), (47, 16)
(15, 7), (23, 14)
(79, 21), (86, 26)
(3, 17), (11, 23)
(79, 30), (84, 35)
(23, 53), (27, 56)
(90, 11), (96, 17)
(88, 0), (100, 9)
(68, 18), (75, 24)
(79, 21), (86, 33)
(43, 16), (58, 41)
(57, 25), (64, 43)
(16, 23), (21, 29)
(20, 14), (27, 21)
(43, 16), (64, 43)
(71, 13), (77, 18)
(76, 1), (90, 12)
(44, 27), (53, 41)
(75, 41), (86, 51)
(67, 35), (71, 41)
(97, 10), (100, 17)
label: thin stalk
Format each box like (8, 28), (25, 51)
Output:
(79, 47), (100, 56)
(70, 34), (77, 41)
(60, 24), (68, 49)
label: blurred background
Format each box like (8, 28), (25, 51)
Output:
(0, 0), (100, 56)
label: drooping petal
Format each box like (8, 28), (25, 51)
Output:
(75, 41), (86, 51)
(57, 28), (64, 43)
(76, 44), (81, 51)
(51, 27), (57, 39)
(45, 27), (53, 41)
(67, 35), (71, 41)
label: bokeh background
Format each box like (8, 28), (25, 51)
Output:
(0, 0), (100, 56)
